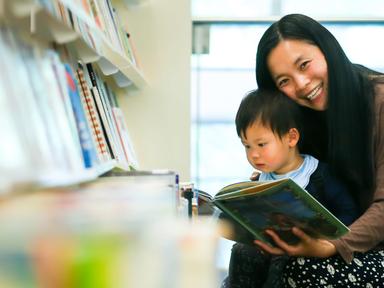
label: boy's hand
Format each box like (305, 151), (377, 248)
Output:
(254, 227), (337, 258)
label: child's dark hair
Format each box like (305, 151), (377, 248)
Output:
(235, 89), (303, 141)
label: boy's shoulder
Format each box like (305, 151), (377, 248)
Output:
(308, 162), (340, 200)
(310, 161), (330, 182)
(310, 161), (348, 193)
(312, 161), (330, 176)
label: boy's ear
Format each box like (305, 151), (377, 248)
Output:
(288, 128), (300, 147)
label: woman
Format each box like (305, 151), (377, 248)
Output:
(225, 14), (384, 287)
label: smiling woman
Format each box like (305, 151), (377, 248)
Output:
(266, 40), (328, 111)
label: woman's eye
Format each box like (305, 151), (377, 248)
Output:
(299, 61), (310, 70)
(278, 79), (288, 87)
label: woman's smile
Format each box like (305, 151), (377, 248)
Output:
(267, 39), (329, 111)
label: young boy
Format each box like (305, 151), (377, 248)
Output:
(222, 89), (359, 288)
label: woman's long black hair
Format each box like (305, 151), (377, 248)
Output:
(256, 14), (378, 212)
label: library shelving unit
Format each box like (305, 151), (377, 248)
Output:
(0, 0), (219, 287)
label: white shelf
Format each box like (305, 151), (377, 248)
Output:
(5, 0), (146, 89)
(98, 38), (146, 88)
(0, 160), (132, 195)
(35, 170), (98, 188)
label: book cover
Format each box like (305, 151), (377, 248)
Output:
(198, 178), (350, 246)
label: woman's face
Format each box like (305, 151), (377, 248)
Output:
(267, 39), (328, 111)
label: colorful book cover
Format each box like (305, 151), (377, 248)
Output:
(199, 178), (350, 246)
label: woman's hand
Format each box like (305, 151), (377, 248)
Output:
(254, 227), (337, 258)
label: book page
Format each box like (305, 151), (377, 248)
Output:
(216, 179), (287, 199)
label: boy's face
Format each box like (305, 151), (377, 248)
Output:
(240, 121), (298, 175)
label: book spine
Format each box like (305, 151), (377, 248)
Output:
(75, 66), (103, 164)
(93, 73), (127, 164)
(111, 107), (130, 165)
(111, 108), (139, 169)
(86, 63), (127, 164)
(64, 64), (97, 168)
(88, 0), (105, 32)
(89, 86), (115, 160)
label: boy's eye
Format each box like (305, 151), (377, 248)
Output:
(242, 142), (250, 149)
(258, 143), (266, 147)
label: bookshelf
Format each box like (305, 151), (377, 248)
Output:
(8, 0), (145, 88)
(0, 0), (148, 191)
(0, 0), (219, 287)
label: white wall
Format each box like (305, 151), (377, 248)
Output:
(116, 0), (191, 181)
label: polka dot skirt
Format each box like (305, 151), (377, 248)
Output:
(282, 250), (384, 287)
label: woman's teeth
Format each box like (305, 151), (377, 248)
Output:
(307, 85), (321, 100)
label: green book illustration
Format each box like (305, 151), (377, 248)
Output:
(197, 178), (350, 246)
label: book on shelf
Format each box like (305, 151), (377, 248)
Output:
(94, 74), (128, 164)
(83, 63), (115, 158)
(111, 107), (139, 169)
(85, 63), (130, 166)
(197, 178), (350, 246)
(90, 86), (116, 157)
(40, 50), (87, 172)
(64, 64), (98, 168)
(75, 63), (111, 164)
(0, 27), (39, 181)
(88, 0), (106, 32)
(110, 7), (137, 65)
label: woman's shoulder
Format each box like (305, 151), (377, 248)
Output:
(371, 75), (384, 99)
(368, 75), (384, 110)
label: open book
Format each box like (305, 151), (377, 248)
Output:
(197, 178), (349, 246)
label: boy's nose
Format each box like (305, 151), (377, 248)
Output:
(251, 150), (260, 159)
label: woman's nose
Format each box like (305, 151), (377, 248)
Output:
(294, 74), (310, 90)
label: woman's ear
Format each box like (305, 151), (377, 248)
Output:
(288, 128), (300, 147)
